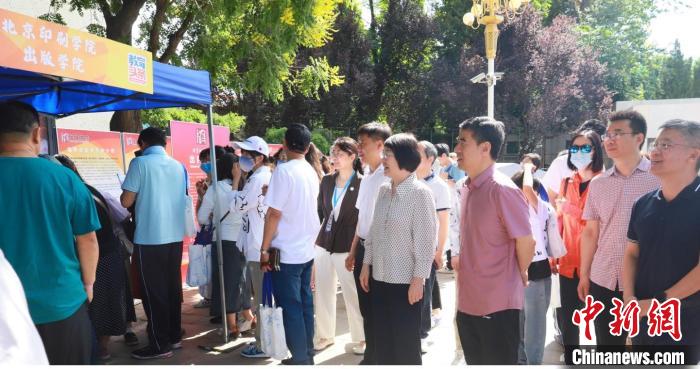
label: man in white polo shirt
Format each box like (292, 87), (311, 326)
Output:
(260, 124), (320, 365)
(416, 140), (451, 353)
(345, 122), (392, 364)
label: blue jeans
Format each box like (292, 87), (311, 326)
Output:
(271, 260), (315, 365)
(518, 276), (551, 364)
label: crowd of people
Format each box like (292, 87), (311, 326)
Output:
(0, 99), (699, 365)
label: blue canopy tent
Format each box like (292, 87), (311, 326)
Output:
(0, 62), (234, 347)
(0, 61), (211, 115)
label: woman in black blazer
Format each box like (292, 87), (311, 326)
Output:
(313, 137), (365, 354)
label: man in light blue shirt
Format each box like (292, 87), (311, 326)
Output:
(121, 127), (187, 360)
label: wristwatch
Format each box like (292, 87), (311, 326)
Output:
(260, 249), (269, 255)
(654, 291), (667, 303)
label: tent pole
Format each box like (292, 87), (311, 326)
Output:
(207, 104), (228, 344)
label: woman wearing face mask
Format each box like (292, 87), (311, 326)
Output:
(554, 129), (604, 361)
(197, 153), (245, 339)
(228, 136), (273, 359)
(313, 137), (365, 354)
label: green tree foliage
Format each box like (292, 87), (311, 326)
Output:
(188, 0), (344, 104)
(577, 0), (663, 100)
(693, 61), (700, 98)
(263, 126), (331, 153)
(141, 108), (245, 134)
(659, 40), (693, 99)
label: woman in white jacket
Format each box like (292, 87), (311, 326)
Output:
(197, 153), (244, 339)
(228, 136), (272, 359)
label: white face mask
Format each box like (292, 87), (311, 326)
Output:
(570, 152), (593, 171)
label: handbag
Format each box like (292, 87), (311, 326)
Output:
(183, 166), (197, 238)
(259, 272), (288, 360)
(545, 204), (568, 259)
(193, 211), (231, 246)
(186, 243), (211, 287)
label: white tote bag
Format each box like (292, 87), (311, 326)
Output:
(186, 244), (211, 287)
(182, 166), (196, 237)
(260, 273), (289, 360)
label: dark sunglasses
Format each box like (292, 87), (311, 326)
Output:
(569, 144), (592, 154)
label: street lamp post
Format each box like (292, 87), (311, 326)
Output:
(463, 0), (529, 119)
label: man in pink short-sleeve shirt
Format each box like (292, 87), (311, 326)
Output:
(454, 117), (535, 365)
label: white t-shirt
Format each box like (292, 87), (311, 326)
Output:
(0, 249), (49, 365)
(355, 165), (389, 239)
(529, 198), (550, 262)
(541, 154), (573, 195)
(423, 173), (451, 211)
(264, 159), (321, 264)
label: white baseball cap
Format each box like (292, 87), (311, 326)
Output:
(233, 136), (270, 157)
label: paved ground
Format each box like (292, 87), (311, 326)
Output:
(106, 272), (589, 365)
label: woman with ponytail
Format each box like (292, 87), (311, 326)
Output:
(312, 137), (365, 354)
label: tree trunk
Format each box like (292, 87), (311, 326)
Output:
(110, 110), (142, 133)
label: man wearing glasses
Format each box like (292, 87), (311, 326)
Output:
(577, 110), (660, 350)
(623, 119), (700, 364)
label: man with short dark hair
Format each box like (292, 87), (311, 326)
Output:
(121, 126), (188, 360)
(436, 142), (466, 182)
(0, 102), (100, 364)
(454, 116), (535, 364)
(260, 123), (321, 365)
(346, 121), (392, 363)
(623, 119), (700, 364)
(578, 109), (660, 350)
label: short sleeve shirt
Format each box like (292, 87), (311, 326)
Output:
(122, 146), (187, 245)
(423, 173), (451, 212)
(458, 164), (532, 316)
(582, 157), (659, 291)
(264, 159), (320, 264)
(541, 155), (573, 194)
(355, 165), (388, 239)
(627, 177), (700, 306)
(0, 157), (100, 324)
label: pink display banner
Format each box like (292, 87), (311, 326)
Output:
(169, 120), (230, 207)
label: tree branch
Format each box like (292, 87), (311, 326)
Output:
(148, 0), (171, 57)
(97, 0), (113, 21)
(157, 7), (196, 63)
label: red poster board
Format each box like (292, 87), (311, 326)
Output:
(56, 128), (124, 198)
(169, 120), (230, 206)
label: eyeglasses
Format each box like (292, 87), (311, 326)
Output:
(649, 140), (696, 152)
(569, 144), (592, 154)
(602, 131), (636, 140)
(380, 150), (394, 160)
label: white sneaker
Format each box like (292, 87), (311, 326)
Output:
(420, 339), (428, 354)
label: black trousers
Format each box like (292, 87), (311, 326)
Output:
(420, 263), (437, 338)
(457, 309), (521, 365)
(590, 281), (627, 347)
(135, 242), (183, 352)
(353, 240), (375, 364)
(560, 272), (584, 364)
(371, 280), (422, 365)
(432, 269), (442, 310)
(35, 302), (92, 364)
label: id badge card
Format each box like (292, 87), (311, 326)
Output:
(325, 216), (333, 233)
